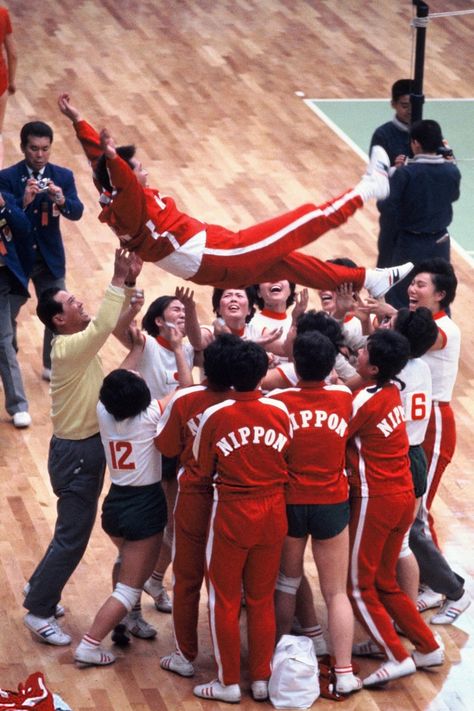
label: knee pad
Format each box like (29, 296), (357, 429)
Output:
(275, 571), (302, 595)
(398, 529), (412, 559)
(111, 582), (141, 611)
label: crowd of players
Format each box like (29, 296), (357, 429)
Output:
(4, 90), (468, 705)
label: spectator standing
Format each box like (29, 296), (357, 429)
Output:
(0, 120), (84, 379)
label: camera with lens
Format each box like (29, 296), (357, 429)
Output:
(36, 177), (51, 192)
(437, 145), (453, 158)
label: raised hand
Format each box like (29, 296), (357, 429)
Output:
(57, 93), (81, 123)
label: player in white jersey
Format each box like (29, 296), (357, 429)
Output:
(74, 328), (168, 667)
(249, 281), (308, 360)
(377, 307), (437, 604)
(407, 259), (470, 624)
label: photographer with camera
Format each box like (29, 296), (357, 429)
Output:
(0, 121), (84, 380)
(376, 119), (461, 309)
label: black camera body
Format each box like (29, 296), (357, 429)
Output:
(437, 145), (453, 158)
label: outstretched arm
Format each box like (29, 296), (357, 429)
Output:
(58, 92), (82, 124)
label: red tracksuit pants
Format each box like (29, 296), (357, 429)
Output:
(348, 492), (438, 662)
(421, 402), (456, 548)
(137, 190), (368, 290)
(172, 487), (213, 662)
(206, 491), (287, 686)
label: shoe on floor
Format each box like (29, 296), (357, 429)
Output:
(251, 680), (268, 701)
(363, 657), (416, 687)
(74, 642), (116, 667)
(13, 411), (32, 428)
(143, 578), (173, 613)
(123, 612), (157, 639)
(23, 583), (65, 618)
(160, 650), (195, 677)
(41, 368), (52, 381)
(365, 262), (414, 299)
(111, 623), (130, 646)
(24, 612), (71, 646)
(417, 586), (444, 612)
(431, 589), (471, 624)
(335, 673), (363, 694)
(352, 638), (384, 657)
(412, 642), (445, 669)
(193, 679), (241, 703)
(356, 145), (390, 202)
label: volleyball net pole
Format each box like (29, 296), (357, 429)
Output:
(411, 0), (429, 122)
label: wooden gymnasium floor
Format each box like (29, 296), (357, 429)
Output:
(1, 1), (473, 709)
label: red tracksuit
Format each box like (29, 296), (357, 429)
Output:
(154, 384), (229, 663)
(346, 383), (439, 662)
(192, 390), (291, 686)
(74, 120), (368, 290)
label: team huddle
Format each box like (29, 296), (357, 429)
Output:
(5, 92), (467, 705)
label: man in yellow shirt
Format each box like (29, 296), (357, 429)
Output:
(23, 249), (133, 645)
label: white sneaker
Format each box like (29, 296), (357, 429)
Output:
(160, 650), (195, 677)
(335, 673), (363, 694)
(363, 657), (416, 687)
(123, 612), (157, 639)
(417, 586), (444, 612)
(431, 589), (471, 624)
(13, 411), (32, 428)
(24, 612), (71, 646)
(356, 145), (390, 202)
(251, 680), (268, 701)
(41, 368), (52, 381)
(412, 644), (445, 668)
(74, 641), (116, 667)
(193, 679), (241, 703)
(352, 638), (384, 657)
(364, 262), (414, 299)
(143, 578), (173, 613)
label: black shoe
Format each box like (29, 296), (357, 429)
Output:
(112, 623), (130, 646)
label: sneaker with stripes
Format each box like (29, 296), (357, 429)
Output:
(74, 635), (116, 667)
(431, 589), (471, 625)
(193, 679), (241, 703)
(363, 657), (416, 687)
(24, 612), (71, 646)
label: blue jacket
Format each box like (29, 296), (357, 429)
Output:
(0, 192), (33, 295)
(0, 160), (84, 279)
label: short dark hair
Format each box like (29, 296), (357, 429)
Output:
(296, 309), (345, 350)
(293, 331), (336, 382)
(36, 287), (63, 333)
(142, 295), (177, 336)
(95, 145), (136, 192)
(367, 330), (410, 386)
(391, 79), (412, 102)
(411, 258), (457, 308)
(253, 282), (296, 311)
(327, 257), (358, 269)
(99, 369), (151, 420)
(20, 121), (53, 147)
(394, 307), (438, 358)
(211, 287), (256, 323)
(410, 119), (443, 153)
(226, 340), (268, 391)
(203, 333), (242, 390)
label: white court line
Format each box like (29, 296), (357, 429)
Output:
(303, 98), (474, 269)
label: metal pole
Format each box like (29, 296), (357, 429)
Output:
(411, 0), (429, 122)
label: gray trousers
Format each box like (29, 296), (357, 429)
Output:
(409, 502), (464, 599)
(30, 253), (66, 370)
(24, 433), (105, 618)
(0, 267), (28, 415)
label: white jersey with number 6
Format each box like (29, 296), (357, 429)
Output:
(97, 400), (163, 486)
(398, 357), (432, 446)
